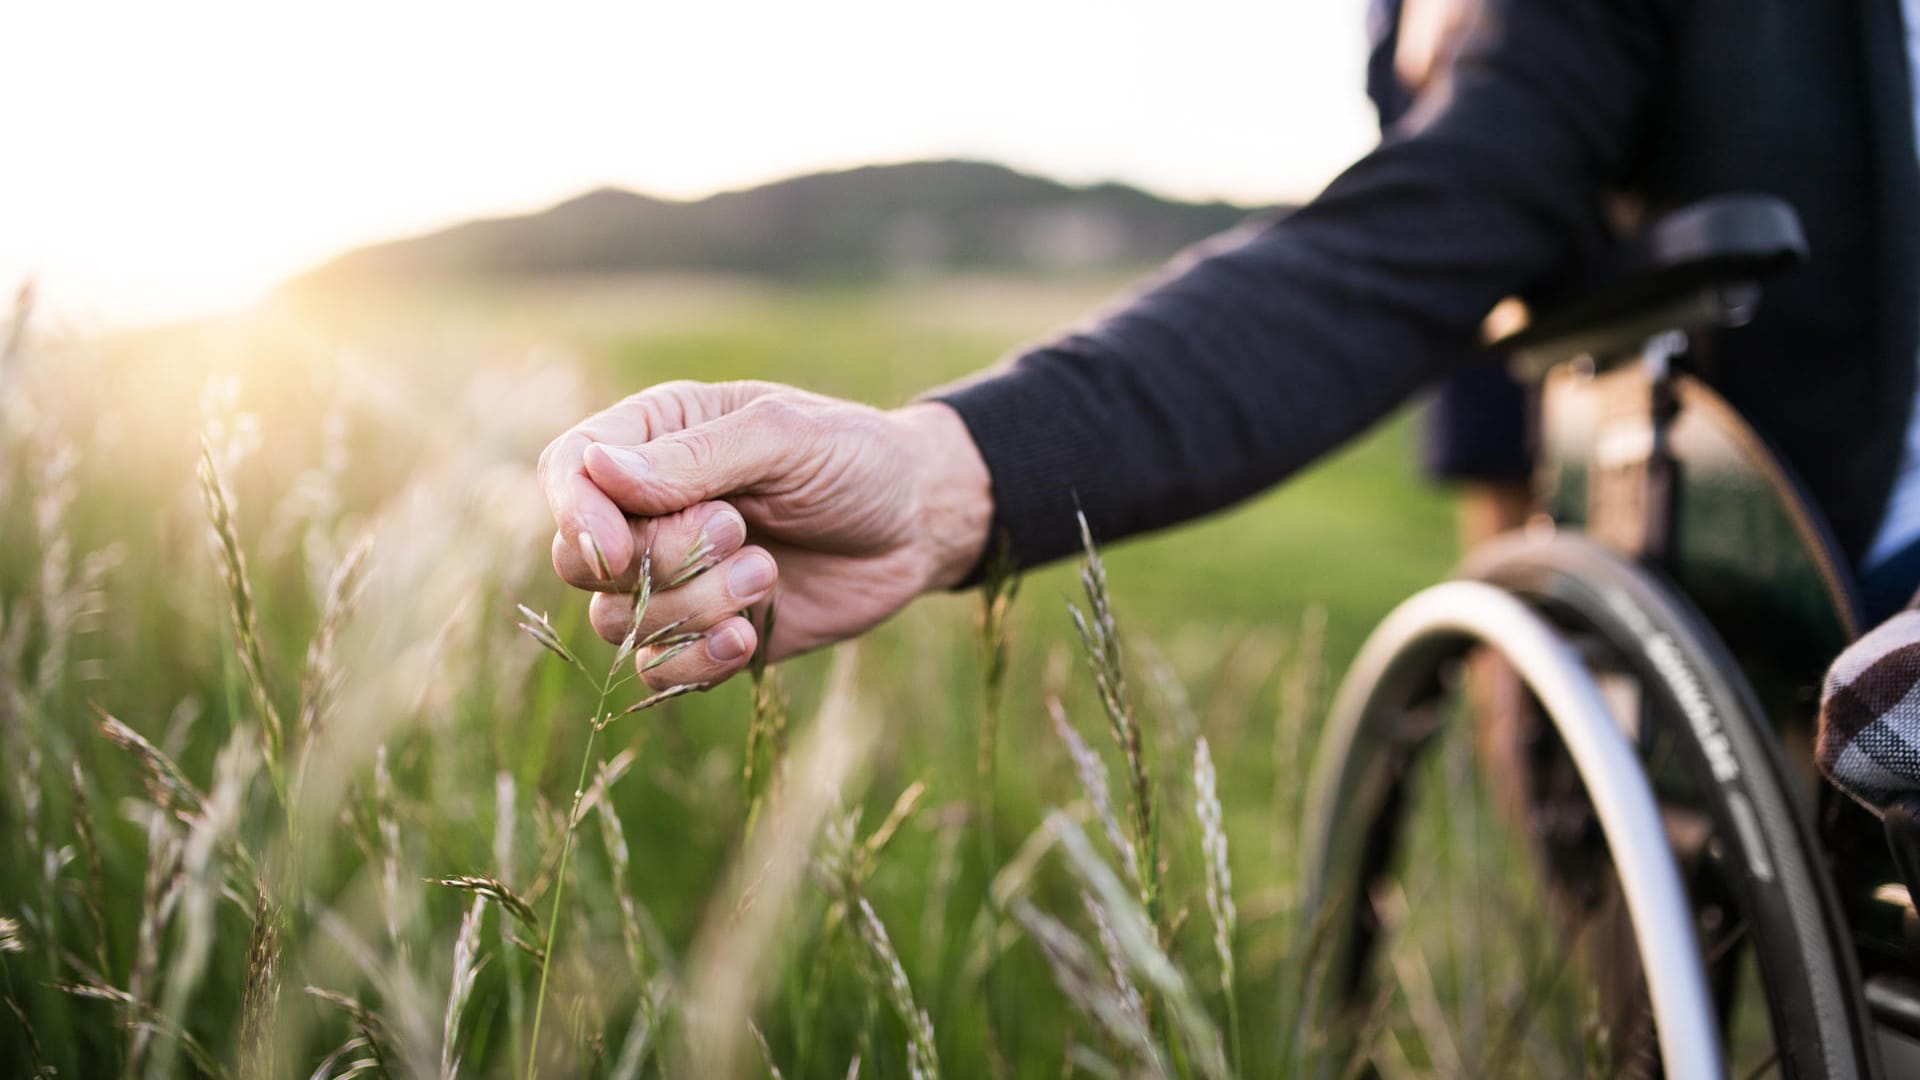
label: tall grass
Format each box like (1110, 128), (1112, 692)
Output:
(0, 281), (1443, 1078)
(1067, 514), (1163, 945)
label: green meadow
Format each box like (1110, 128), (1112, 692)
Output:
(0, 273), (1460, 1078)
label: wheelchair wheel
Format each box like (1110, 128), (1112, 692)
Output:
(1301, 534), (1875, 1078)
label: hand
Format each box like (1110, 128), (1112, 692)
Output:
(539, 380), (993, 689)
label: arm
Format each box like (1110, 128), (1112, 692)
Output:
(539, 0), (1672, 687)
(935, 0), (1670, 568)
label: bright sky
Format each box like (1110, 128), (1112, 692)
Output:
(1, 0), (1377, 327)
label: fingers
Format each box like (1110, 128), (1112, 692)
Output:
(539, 381), (775, 576)
(587, 543), (777, 640)
(548, 467), (634, 580)
(581, 396), (812, 518)
(588, 590), (645, 645)
(550, 500), (747, 593)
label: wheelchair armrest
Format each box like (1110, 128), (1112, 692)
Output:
(1493, 194), (1808, 376)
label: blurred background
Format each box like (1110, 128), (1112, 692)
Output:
(4, 0), (1376, 325)
(0, 2), (1474, 1077)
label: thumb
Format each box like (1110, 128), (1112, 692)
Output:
(582, 400), (802, 516)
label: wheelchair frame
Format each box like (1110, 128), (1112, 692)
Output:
(1302, 195), (1916, 1077)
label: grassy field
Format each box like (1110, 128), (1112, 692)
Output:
(0, 272), (1460, 1078)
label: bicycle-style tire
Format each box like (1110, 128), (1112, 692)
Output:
(1303, 532), (1876, 1077)
(1464, 533), (1875, 1077)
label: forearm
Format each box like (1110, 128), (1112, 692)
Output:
(934, 0), (1666, 571)
(935, 219), (1488, 568)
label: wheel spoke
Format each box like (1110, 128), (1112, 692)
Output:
(1482, 910), (1579, 1077)
(1738, 1048), (1780, 1080)
(1704, 918), (1748, 966)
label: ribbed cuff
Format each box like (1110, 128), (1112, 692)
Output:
(928, 360), (1096, 586)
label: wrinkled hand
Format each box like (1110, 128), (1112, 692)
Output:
(539, 380), (992, 689)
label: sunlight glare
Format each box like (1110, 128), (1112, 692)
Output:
(0, 0), (1374, 325)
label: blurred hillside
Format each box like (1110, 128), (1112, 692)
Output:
(288, 160), (1280, 290)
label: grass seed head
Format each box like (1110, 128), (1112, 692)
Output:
(862, 779), (927, 866)
(238, 888), (285, 1080)
(1194, 735), (1242, 1069)
(1047, 697), (1139, 889)
(95, 707), (205, 818)
(640, 638), (698, 673)
(196, 438), (287, 798)
(57, 980), (231, 1079)
(852, 896), (939, 1080)
(611, 552), (655, 674)
(297, 531), (374, 770)
(428, 876), (540, 933)
(514, 604), (580, 669)
(1067, 512), (1160, 937)
(1008, 898), (1161, 1076)
(636, 614), (693, 651)
(441, 893), (489, 1080)
(607, 682), (701, 726)
(585, 532), (615, 582)
(1080, 891), (1150, 1050)
(743, 600), (788, 838)
(306, 985), (396, 1067)
(661, 537), (719, 590)
(1051, 813), (1229, 1080)
(1193, 738), (1237, 953)
(591, 761), (649, 982)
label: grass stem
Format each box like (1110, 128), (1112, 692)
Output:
(526, 678), (609, 1080)
(524, 543), (648, 1079)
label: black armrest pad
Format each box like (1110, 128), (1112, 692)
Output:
(1495, 194), (1808, 356)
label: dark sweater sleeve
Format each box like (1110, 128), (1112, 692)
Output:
(934, 0), (1670, 569)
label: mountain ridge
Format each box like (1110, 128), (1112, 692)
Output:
(288, 160), (1281, 291)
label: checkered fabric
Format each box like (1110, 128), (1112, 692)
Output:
(1818, 608), (1920, 815)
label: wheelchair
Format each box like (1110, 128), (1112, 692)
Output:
(1301, 196), (1920, 1077)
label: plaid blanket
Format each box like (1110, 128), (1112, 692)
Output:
(1818, 608), (1920, 814)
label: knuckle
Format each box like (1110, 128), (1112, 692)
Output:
(536, 438), (563, 484)
(642, 379), (703, 401)
(675, 431), (718, 474)
(631, 382), (701, 427)
(718, 379), (777, 411)
(744, 393), (803, 428)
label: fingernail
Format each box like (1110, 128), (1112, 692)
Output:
(594, 443), (651, 476)
(703, 508), (747, 552)
(708, 625), (748, 662)
(577, 532), (606, 578)
(728, 552), (775, 598)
